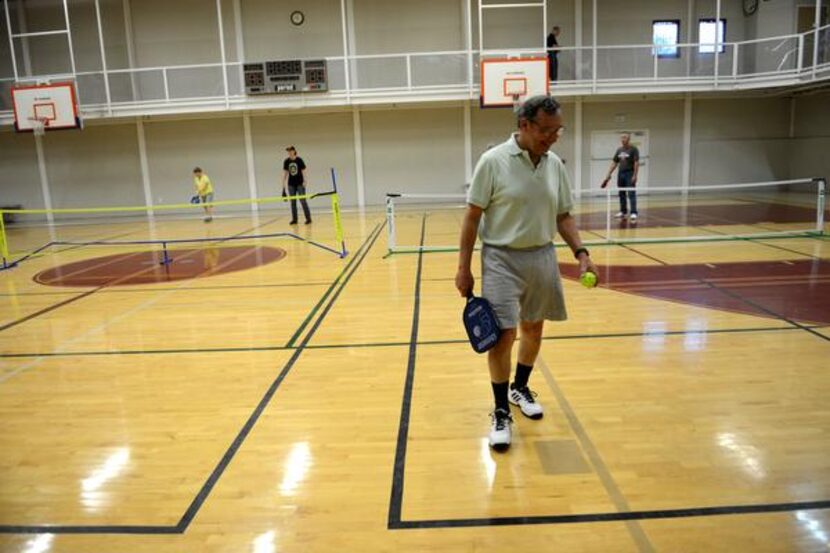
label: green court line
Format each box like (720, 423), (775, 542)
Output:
(0, 325), (805, 359)
(384, 231), (828, 256)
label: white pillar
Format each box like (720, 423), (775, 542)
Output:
(789, 96), (796, 138)
(461, 0), (473, 94)
(591, 0), (597, 91)
(34, 135), (54, 224)
(232, 0), (245, 93)
(464, 103), (472, 183)
(714, 0), (721, 84)
(3, 0), (19, 80)
(136, 120), (154, 215)
(215, 0), (229, 107)
(352, 108), (366, 208)
(94, 0), (112, 114)
(122, 0), (138, 100)
(15, 0), (32, 76)
(575, 0), (583, 80)
(813, 0), (823, 77)
(681, 93), (693, 190)
(345, 0), (358, 91)
(686, 0), (694, 77)
(61, 0), (77, 76)
(243, 113), (258, 210)
(340, 0), (351, 99)
(574, 97), (583, 195)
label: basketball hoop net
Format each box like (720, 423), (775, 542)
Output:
(511, 93), (524, 114)
(29, 117), (49, 137)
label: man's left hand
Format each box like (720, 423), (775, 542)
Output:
(578, 254), (599, 284)
(631, 176), (638, 186)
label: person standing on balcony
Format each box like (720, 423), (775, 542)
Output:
(282, 146), (312, 225)
(601, 133), (640, 222)
(546, 26), (561, 81)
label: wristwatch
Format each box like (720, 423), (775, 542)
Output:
(574, 247), (590, 259)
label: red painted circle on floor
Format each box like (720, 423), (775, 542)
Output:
(34, 246), (287, 287)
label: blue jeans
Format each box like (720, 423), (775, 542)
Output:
(617, 172), (637, 215)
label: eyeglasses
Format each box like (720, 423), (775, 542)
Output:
(530, 120), (566, 138)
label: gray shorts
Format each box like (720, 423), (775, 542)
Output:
(481, 243), (567, 329)
(200, 193), (214, 204)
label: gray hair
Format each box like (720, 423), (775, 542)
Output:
(516, 95), (561, 124)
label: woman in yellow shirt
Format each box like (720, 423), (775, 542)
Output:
(193, 167), (214, 222)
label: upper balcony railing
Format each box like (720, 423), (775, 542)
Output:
(1, 25), (828, 123)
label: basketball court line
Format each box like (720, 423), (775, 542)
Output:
(0, 324), (810, 359)
(0, 280), (333, 297)
(0, 245), (276, 385)
(0, 221), (385, 535)
(386, 221), (830, 531)
(0, 216), (286, 333)
(619, 244), (830, 344)
(537, 356), (655, 553)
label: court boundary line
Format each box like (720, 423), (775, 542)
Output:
(0, 221), (383, 535)
(386, 231), (830, 530)
(0, 281), (333, 297)
(2, 325), (820, 359)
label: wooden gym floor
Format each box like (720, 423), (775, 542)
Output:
(1, 202), (829, 553)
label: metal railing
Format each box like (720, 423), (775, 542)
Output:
(1, 24), (828, 121)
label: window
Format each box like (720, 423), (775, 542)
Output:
(653, 20), (681, 58)
(698, 18), (726, 53)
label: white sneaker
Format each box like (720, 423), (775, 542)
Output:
(509, 384), (544, 419)
(614, 211), (626, 219)
(489, 409), (512, 451)
(629, 213), (638, 222)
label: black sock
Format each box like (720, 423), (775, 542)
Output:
(513, 363), (533, 389)
(491, 381), (509, 412)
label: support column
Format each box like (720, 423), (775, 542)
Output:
(574, 97), (583, 195)
(813, 0), (823, 77)
(232, 0), (245, 92)
(681, 93), (693, 190)
(352, 108), (366, 208)
(575, 0), (583, 80)
(215, 0), (229, 107)
(464, 103), (472, 184)
(345, 0), (358, 91)
(94, 0), (112, 114)
(243, 113), (258, 210)
(14, 0), (32, 76)
(136, 119), (154, 215)
(34, 135), (54, 224)
(122, 0), (138, 100)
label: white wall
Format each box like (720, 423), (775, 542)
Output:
(1, 96), (824, 215)
(144, 117), (247, 208)
(0, 130), (43, 214)
(791, 91), (830, 181)
(250, 111), (358, 207)
(361, 106), (466, 204)
(692, 97), (792, 185)
(43, 122), (145, 209)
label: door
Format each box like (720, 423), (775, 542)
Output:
(799, 6), (830, 68)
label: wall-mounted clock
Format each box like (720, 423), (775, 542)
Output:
(290, 10), (305, 26)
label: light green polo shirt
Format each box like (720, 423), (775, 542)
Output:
(467, 134), (574, 249)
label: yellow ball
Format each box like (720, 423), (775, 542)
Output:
(580, 271), (597, 288)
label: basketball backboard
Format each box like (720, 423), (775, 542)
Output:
(480, 58), (549, 108)
(12, 82), (81, 132)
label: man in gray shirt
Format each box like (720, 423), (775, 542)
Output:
(602, 133), (640, 221)
(456, 95), (598, 451)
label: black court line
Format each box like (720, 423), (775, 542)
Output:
(0, 281), (333, 297)
(176, 221), (385, 531)
(387, 232), (830, 530)
(0, 216), (286, 334)
(537, 357), (655, 552)
(0, 220), (380, 536)
(387, 215), (426, 528)
(391, 499), (830, 529)
(620, 243), (830, 345)
(0, 324), (811, 359)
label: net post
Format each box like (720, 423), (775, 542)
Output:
(605, 180), (612, 243)
(160, 241), (172, 265)
(816, 177), (826, 235)
(0, 210), (9, 268)
(329, 168), (347, 257)
(386, 194), (398, 254)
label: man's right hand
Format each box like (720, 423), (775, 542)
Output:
(455, 268), (474, 298)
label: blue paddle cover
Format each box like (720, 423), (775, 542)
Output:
(190, 195), (200, 204)
(463, 295), (501, 353)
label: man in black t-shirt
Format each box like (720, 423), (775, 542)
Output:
(601, 133), (640, 221)
(282, 146), (312, 225)
(546, 26), (561, 82)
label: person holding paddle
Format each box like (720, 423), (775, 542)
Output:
(455, 95), (597, 452)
